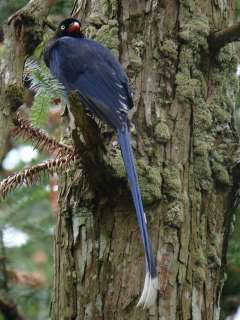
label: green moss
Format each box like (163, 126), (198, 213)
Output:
(175, 73), (199, 103)
(94, 20), (119, 56)
(193, 266), (205, 287)
(178, 15), (209, 49)
(193, 248), (206, 267)
(191, 16), (209, 36)
(110, 149), (126, 178)
(0, 46), (5, 59)
(128, 39), (145, 68)
(154, 121), (170, 143)
(193, 141), (211, 156)
(211, 161), (231, 187)
(162, 165), (181, 199)
(212, 104), (231, 124)
(137, 160), (162, 205)
(193, 252), (206, 286)
(85, 25), (97, 38)
(207, 244), (221, 267)
(100, 0), (117, 18)
(218, 46), (238, 71)
(128, 48), (142, 67)
(5, 84), (24, 111)
(193, 157), (212, 191)
(85, 20), (119, 56)
(160, 39), (178, 62)
(193, 148), (213, 191)
(178, 48), (193, 73)
(164, 202), (184, 227)
(194, 104), (212, 131)
(111, 154), (162, 204)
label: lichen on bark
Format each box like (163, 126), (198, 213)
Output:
(52, 1), (239, 319)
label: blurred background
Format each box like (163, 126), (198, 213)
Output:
(0, 1), (240, 319)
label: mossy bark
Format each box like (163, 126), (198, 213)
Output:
(53, 1), (239, 319)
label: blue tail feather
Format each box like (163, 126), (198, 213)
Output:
(117, 124), (156, 279)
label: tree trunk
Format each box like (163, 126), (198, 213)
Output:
(53, 1), (239, 319)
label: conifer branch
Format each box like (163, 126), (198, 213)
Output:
(0, 155), (76, 198)
(13, 113), (75, 157)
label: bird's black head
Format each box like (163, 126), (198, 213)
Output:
(55, 18), (83, 38)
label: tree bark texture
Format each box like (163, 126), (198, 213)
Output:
(53, 1), (239, 319)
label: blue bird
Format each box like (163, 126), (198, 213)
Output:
(44, 18), (158, 307)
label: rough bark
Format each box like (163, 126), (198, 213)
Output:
(53, 1), (239, 319)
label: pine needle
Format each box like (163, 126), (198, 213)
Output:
(0, 155), (76, 199)
(13, 112), (75, 157)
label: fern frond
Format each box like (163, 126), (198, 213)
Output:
(13, 112), (75, 157)
(24, 59), (66, 97)
(0, 155), (76, 198)
(24, 59), (67, 127)
(30, 94), (51, 127)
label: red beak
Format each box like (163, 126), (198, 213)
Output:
(68, 22), (80, 33)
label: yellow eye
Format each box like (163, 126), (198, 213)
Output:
(60, 25), (65, 30)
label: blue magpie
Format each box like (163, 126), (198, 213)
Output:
(44, 18), (158, 307)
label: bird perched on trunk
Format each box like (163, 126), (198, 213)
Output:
(44, 18), (158, 308)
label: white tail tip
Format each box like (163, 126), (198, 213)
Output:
(137, 273), (158, 308)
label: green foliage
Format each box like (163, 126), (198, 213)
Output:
(24, 59), (66, 127)
(236, 0), (240, 17)
(0, 0), (28, 24)
(51, 0), (72, 16)
(227, 209), (240, 267)
(0, 151), (55, 320)
(31, 94), (52, 128)
(236, 0), (240, 11)
(0, 181), (54, 319)
(221, 207), (240, 317)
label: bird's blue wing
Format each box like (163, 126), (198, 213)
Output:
(47, 37), (133, 128)
(46, 36), (158, 307)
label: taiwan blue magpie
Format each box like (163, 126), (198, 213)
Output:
(44, 18), (158, 308)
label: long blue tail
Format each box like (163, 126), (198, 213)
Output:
(117, 124), (158, 308)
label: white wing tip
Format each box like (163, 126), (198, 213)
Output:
(137, 273), (159, 308)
